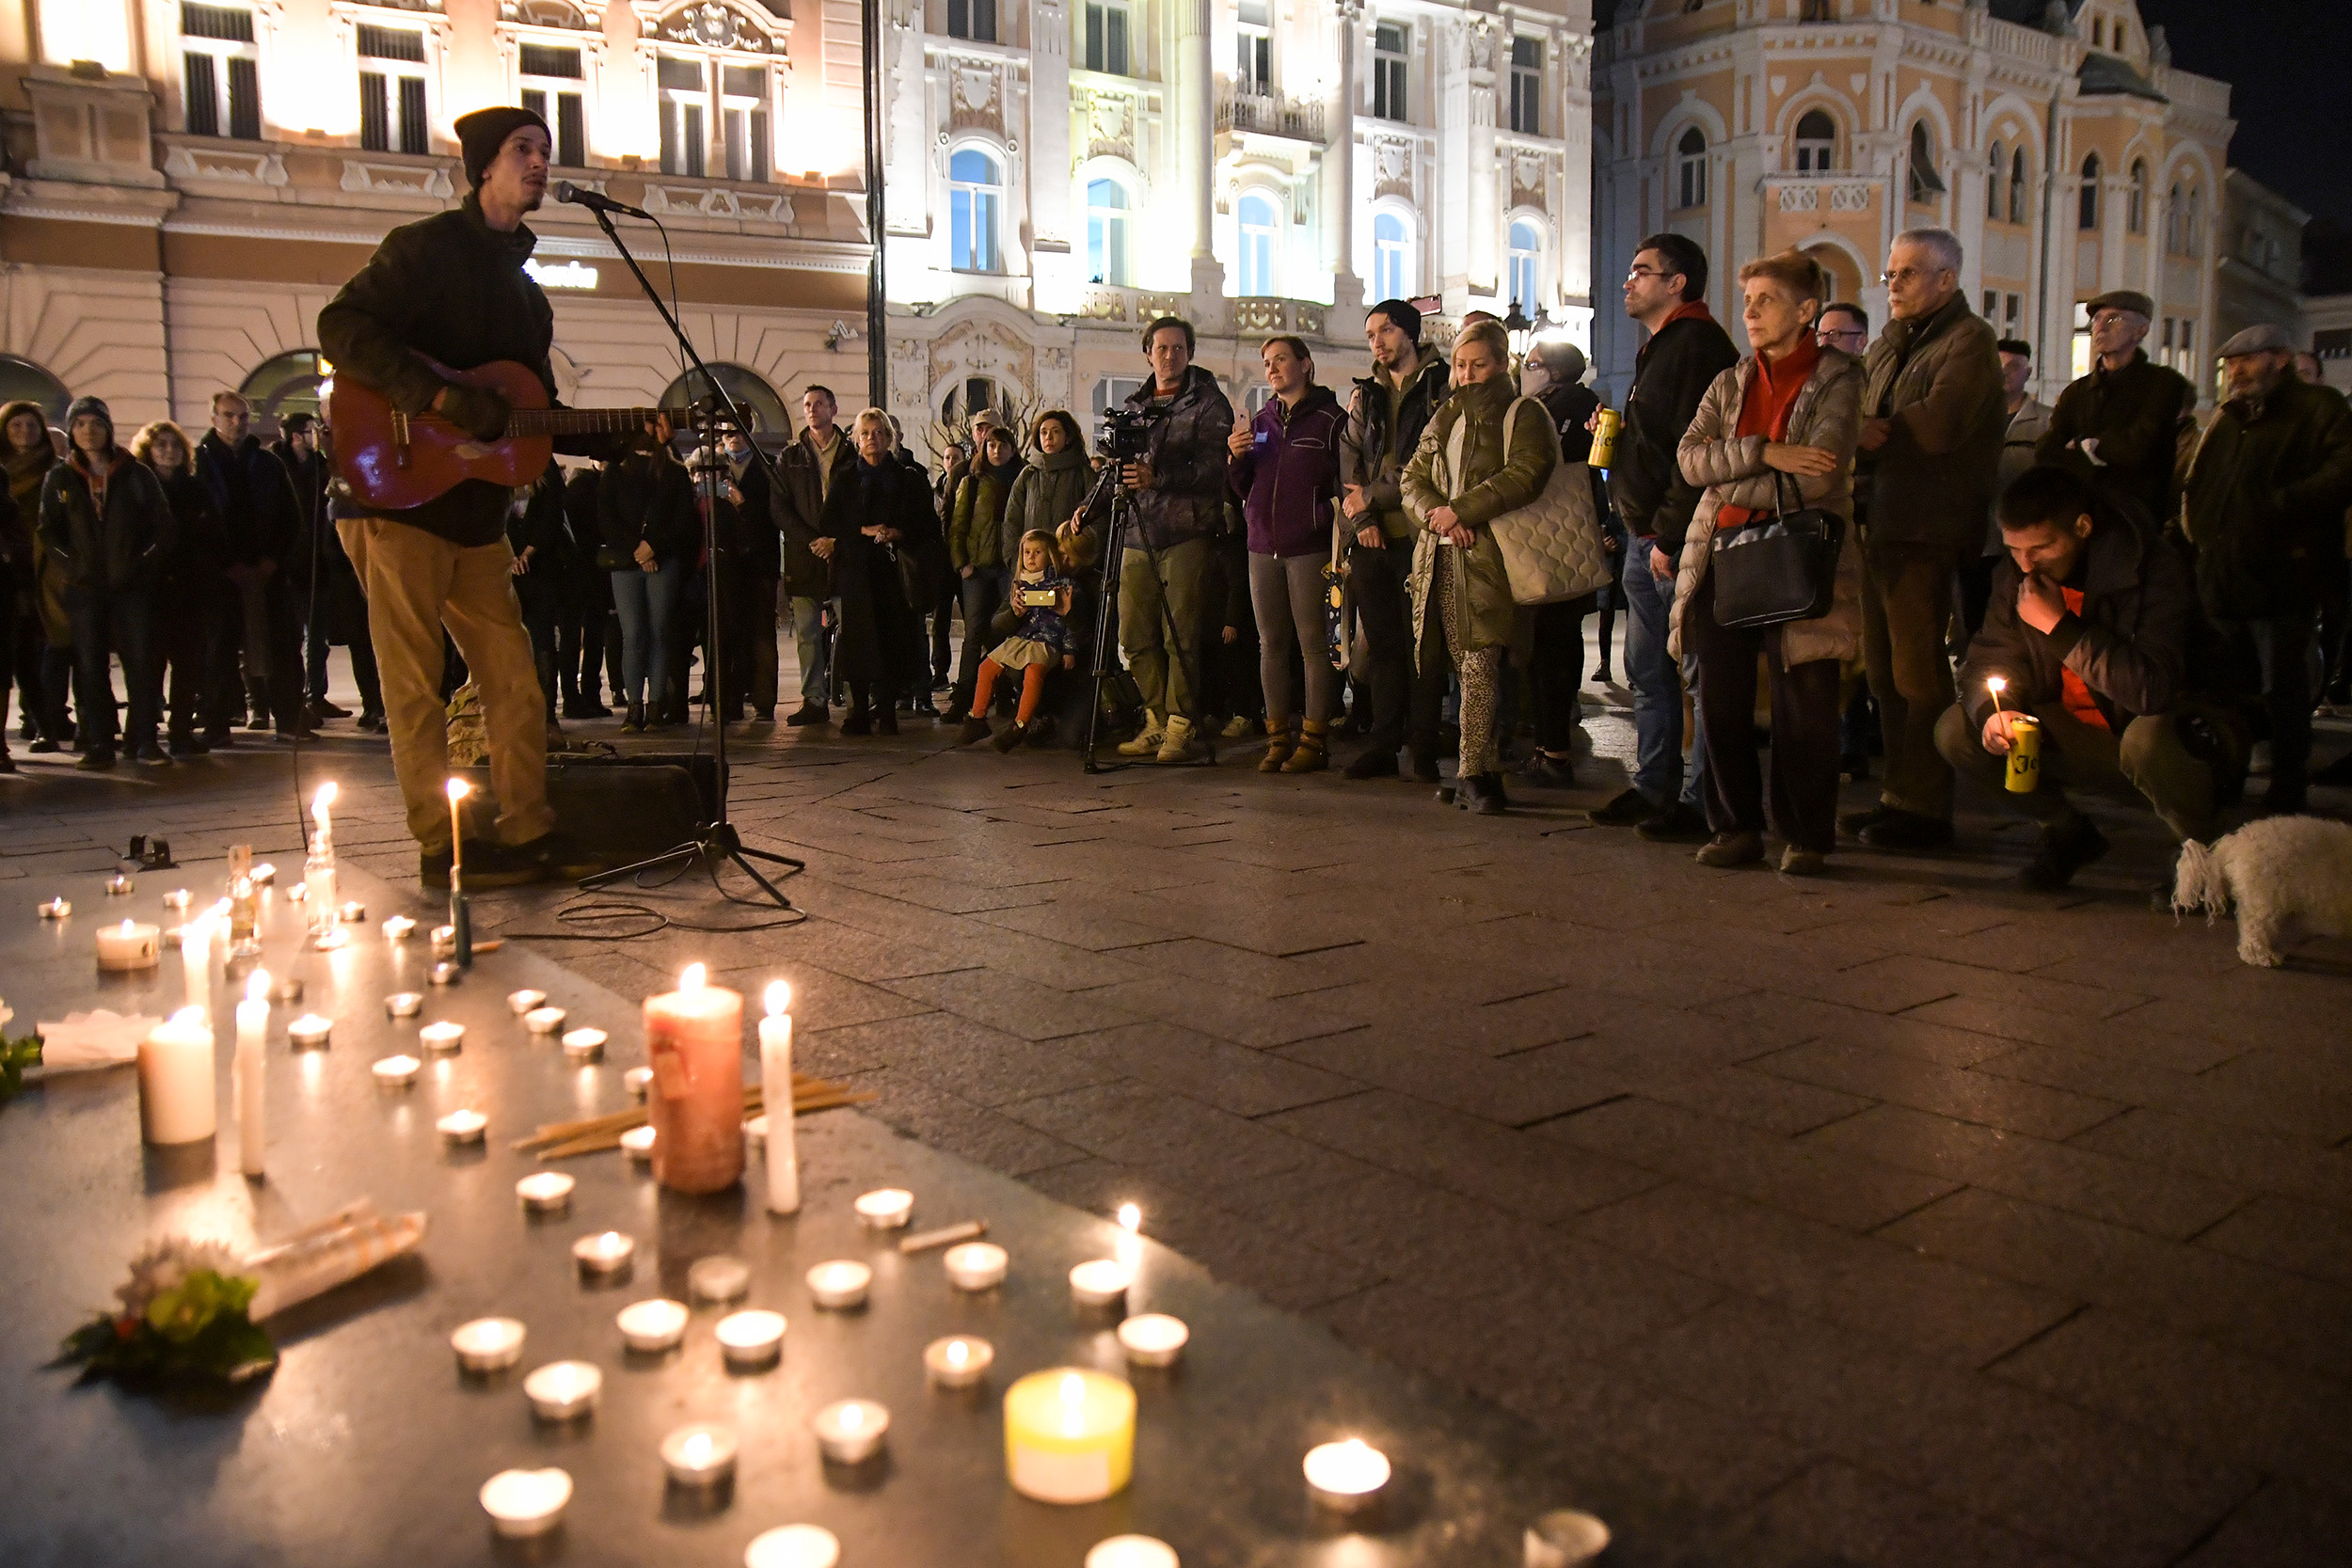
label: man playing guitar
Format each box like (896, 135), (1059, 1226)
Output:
(319, 106), (639, 888)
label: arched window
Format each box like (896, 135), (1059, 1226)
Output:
(1237, 191), (1279, 296)
(1507, 220), (1542, 311)
(1987, 141), (2004, 219)
(0, 354), (72, 427)
(944, 376), (998, 423)
(2079, 152), (2102, 231)
(2127, 158), (2148, 233)
(950, 148), (1002, 274)
(241, 349), (328, 428)
(1906, 121), (1944, 204)
(2010, 149), (2027, 224)
(1794, 110), (1836, 174)
(1086, 178), (1130, 285)
(1675, 127), (1708, 209)
(1373, 210), (1410, 301)
(660, 363), (789, 437)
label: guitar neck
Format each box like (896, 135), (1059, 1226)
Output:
(503, 407), (669, 437)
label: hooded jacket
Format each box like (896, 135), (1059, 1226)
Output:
(2179, 373), (2352, 618)
(1228, 383), (1345, 558)
(1001, 444), (1094, 564)
(39, 403), (177, 593)
(1084, 365), (1236, 551)
(1342, 355), (1452, 542)
(1614, 307), (1741, 553)
(1856, 292), (2008, 554)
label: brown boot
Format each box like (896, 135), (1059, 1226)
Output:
(1281, 718), (1329, 773)
(1257, 717), (1295, 772)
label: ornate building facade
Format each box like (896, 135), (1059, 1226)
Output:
(0, 0), (872, 436)
(1592, 0), (2236, 406)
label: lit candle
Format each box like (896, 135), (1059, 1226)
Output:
(1086, 1537), (1179, 1568)
(287, 883), (308, 904)
(437, 1108), (487, 1146)
(624, 1066), (653, 1099)
(419, 1021), (465, 1054)
(138, 1006), (216, 1145)
(659, 1423), (737, 1488)
(854, 1187), (914, 1229)
(1004, 1370), (1136, 1504)
(427, 961), (461, 987)
(37, 896), (70, 919)
(382, 914), (416, 942)
(250, 863), (276, 888)
(507, 990), (548, 1015)
(161, 926), (183, 950)
(806, 1260), (871, 1310)
(516, 1171), (575, 1212)
(615, 1297), (688, 1352)
(286, 1014), (332, 1049)
(759, 981), (800, 1215)
(620, 1124), (656, 1162)
(162, 888), (192, 911)
(105, 872), (135, 896)
(643, 963), (745, 1195)
(944, 1242), (1009, 1291)
(1070, 1259), (1133, 1309)
(688, 1254), (751, 1305)
(1525, 1510), (1613, 1568)
(445, 778), (471, 965)
(385, 991), (423, 1019)
(180, 911), (212, 1012)
(715, 1307), (786, 1369)
(524, 1359), (601, 1421)
(478, 1467), (571, 1539)
(811, 1399), (889, 1464)
(95, 919), (161, 971)
(305, 784), (339, 945)
(234, 970), (268, 1176)
(339, 901), (366, 924)
(924, 1334), (993, 1389)
(561, 1027), (606, 1064)
(573, 1229), (636, 1278)
(268, 974), (304, 1005)
(1303, 1438), (1391, 1513)
(1117, 1313), (1189, 1370)
(373, 1053), (421, 1087)
(430, 926), (457, 957)
(744, 1525), (841, 1568)
(523, 1006), (566, 1036)
(1986, 673), (2009, 718)
(450, 1316), (526, 1373)
(743, 1114), (767, 1148)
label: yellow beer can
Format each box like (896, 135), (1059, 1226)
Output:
(1589, 408), (1620, 469)
(2004, 715), (2042, 793)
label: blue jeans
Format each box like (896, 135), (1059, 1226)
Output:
(1621, 546), (1707, 808)
(787, 594), (830, 705)
(953, 566), (1009, 712)
(611, 561), (683, 708)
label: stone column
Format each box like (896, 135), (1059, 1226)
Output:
(1465, 17), (1499, 303)
(1325, 0), (1363, 323)
(1177, 0), (1224, 312)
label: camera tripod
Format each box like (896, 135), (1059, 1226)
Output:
(1080, 458), (1216, 772)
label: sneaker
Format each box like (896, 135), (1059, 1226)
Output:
(135, 741), (171, 767)
(77, 749), (117, 771)
(168, 734), (209, 758)
(462, 837), (557, 890)
(1779, 846), (1830, 878)
(786, 704), (829, 728)
(1344, 747), (1400, 780)
(1588, 787), (1662, 828)
(911, 698), (941, 720)
(955, 717), (993, 747)
(1519, 752), (1577, 788)
(1155, 715), (1207, 764)
(1219, 713), (1257, 740)
(1695, 831), (1765, 867)
(29, 737), (61, 754)
(2017, 816), (2109, 892)
(512, 832), (611, 881)
(1116, 710), (1166, 757)
(1857, 810), (1956, 851)
(1636, 801), (1708, 843)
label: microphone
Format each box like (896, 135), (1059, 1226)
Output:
(554, 181), (653, 221)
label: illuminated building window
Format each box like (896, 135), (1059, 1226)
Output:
(1508, 38), (1542, 136)
(182, 3), (260, 141)
(517, 42), (586, 168)
(1237, 191), (1279, 296)
(1676, 127), (1707, 210)
(1087, 178), (1130, 285)
(658, 54), (707, 176)
(1236, 0), (1270, 94)
(1373, 210), (1410, 300)
(1084, 0), (1129, 75)
(1372, 24), (1407, 123)
(950, 148), (1003, 274)
(720, 65), (771, 182)
(1507, 219), (1541, 311)
(1793, 109), (1836, 174)
(2079, 152), (2101, 231)
(948, 0), (996, 43)
(358, 24), (428, 155)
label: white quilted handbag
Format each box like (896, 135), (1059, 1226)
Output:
(1448, 397), (1616, 607)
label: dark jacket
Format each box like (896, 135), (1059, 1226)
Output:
(1857, 293), (2008, 554)
(1342, 356), (1452, 541)
(1959, 502), (2196, 732)
(1086, 365), (1236, 551)
(562, 467), (606, 589)
(821, 454), (940, 689)
(39, 450), (178, 593)
(196, 430), (298, 566)
(0, 482), (22, 597)
(950, 459), (1023, 571)
(2180, 375), (2352, 618)
(1539, 380), (1600, 465)
(1229, 383), (1345, 558)
(1002, 445), (1094, 564)
(728, 449), (780, 581)
(1615, 309), (1740, 553)
(148, 462), (226, 599)
(2036, 350), (2193, 523)
(774, 427), (855, 598)
(276, 439), (366, 641)
(317, 194), (611, 547)
(596, 449), (697, 566)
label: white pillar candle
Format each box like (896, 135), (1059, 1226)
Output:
(854, 1187), (914, 1229)
(1087, 1538), (1179, 1568)
(479, 1468), (570, 1539)
(744, 1524), (841, 1568)
(507, 990), (548, 1015)
(806, 1260), (871, 1310)
(1117, 1313), (1189, 1370)
(180, 913), (213, 1013)
(286, 1014), (332, 1049)
(430, 925), (457, 957)
(759, 982), (801, 1214)
(924, 1334), (993, 1389)
(451, 1316), (526, 1373)
(418, 1021), (465, 1054)
(384, 991), (423, 1019)
(715, 1308), (786, 1370)
(372, 1053), (421, 1088)
(1070, 1259), (1133, 1309)
(810, 1399), (889, 1465)
(1303, 1438), (1391, 1513)
(523, 1006), (566, 1036)
(660, 1423), (737, 1488)
(95, 920), (161, 972)
(573, 1230), (636, 1278)
(616, 1297), (688, 1353)
(138, 1006), (215, 1145)
(561, 1027), (606, 1064)
(688, 1255), (751, 1305)
(944, 1242), (1009, 1292)
(524, 1360), (602, 1421)
(1524, 1510), (1613, 1568)
(233, 971), (268, 1176)
(516, 1171), (575, 1212)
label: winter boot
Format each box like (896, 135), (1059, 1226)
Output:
(1280, 718), (1329, 774)
(1257, 717), (1295, 773)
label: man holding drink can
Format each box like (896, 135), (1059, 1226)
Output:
(1934, 465), (2216, 890)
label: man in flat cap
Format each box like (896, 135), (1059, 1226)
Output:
(2036, 290), (2191, 524)
(2180, 323), (2352, 814)
(319, 105), (633, 888)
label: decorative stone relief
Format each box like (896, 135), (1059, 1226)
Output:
(1087, 91), (1136, 163)
(339, 158), (454, 198)
(503, 0), (603, 27)
(1371, 136), (1413, 201)
(1511, 151), (1548, 210)
(950, 64), (1003, 135)
(653, 1), (777, 52)
(931, 321), (1035, 406)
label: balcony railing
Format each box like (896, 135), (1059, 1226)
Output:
(1232, 297), (1327, 337)
(1216, 87), (1323, 142)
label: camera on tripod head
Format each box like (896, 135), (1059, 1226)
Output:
(1096, 403), (1168, 465)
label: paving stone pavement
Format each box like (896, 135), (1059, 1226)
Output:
(7, 670), (2351, 1568)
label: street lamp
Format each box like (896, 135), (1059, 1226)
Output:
(1502, 300), (1533, 359)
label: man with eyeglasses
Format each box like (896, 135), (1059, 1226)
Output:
(1842, 228), (2007, 852)
(2034, 290), (2190, 526)
(1816, 303), (1870, 356)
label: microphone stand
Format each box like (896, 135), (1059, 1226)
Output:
(572, 201), (803, 911)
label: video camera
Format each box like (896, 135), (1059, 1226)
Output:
(1095, 403), (1168, 463)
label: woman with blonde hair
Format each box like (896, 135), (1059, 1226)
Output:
(1401, 318), (1557, 813)
(131, 420), (228, 755)
(1671, 249), (1864, 875)
(822, 406), (940, 733)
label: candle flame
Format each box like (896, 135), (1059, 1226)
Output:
(765, 979), (790, 1017)
(946, 1340), (968, 1366)
(1118, 1203), (1141, 1231)
(246, 970), (269, 1004)
(120, 918), (136, 934)
(683, 1433), (710, 1465)
(170, 1006), (203, 1026)
(681, 962), (707, 994)
(1060, 1372), (1085, 1404)
(840, 1404), (864, 1432)
(1986, 676), (2007, 693)
(313, 781), (338, 814)
(446, 776), (470, 802)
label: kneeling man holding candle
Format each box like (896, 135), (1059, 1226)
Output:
(1933, 465), (2217, 891)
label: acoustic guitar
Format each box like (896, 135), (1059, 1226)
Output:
(328, 357), (670, 512)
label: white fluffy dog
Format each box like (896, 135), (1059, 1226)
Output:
(2172, 816), (2352, 967)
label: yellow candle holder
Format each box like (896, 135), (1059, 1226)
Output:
(1004, 1368), (1136, 1504)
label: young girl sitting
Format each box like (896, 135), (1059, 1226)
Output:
(956, 530), (1076, 752)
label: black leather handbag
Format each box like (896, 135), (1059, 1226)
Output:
(1709, 471), (1843, 629)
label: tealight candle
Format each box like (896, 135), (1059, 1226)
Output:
(688, 1255), (751, 1305)
(96, 919), (161, 971)
(286, 1013), (332, 1049)
(383, 914), (416, 942)
(268, 974), (304, 1005)
(290, 883), (310, 904)
(620, 1124), (656, 1162)
(373, 1053), (421, 1087)
(385, 991), (423, 1019)
(1004, 1369), (1136, 1504)
(1524, 1510), (1613, 1568)
(428, 960), (461, 987)
(162, 926), (184, 950)
(1070, 1259), (1132, 1309)
(38, 896), (70, 919)
(1117, 1313), (1189, 1370)
(715, 1308), (786, 1369)
(660, 1423), (737, 1488)
(1303, 1438), (1391, 1513)
(431, 925), (457, 957)
(745, 1524), (841, 1568)
(561, 1027), (607, 1064)
(516, 1171), (575, 1212)
(811, 1399), (889, 1464)
(250, 863), (276, 888)
(524, 1006), (566, 1036)
(807, 1259), (871, 1310)
(575, 1231), (636, 1278)
(507, 990), (548, 1015)
(419, 1021), (465, 1053)
(944, 1242), (1009, 1291)
(523, 1359), (602, 1421)
(479, 1467), (571, 1539)
(162, 888), (192, 911)
(854, 1187), (914, 1229)
(615, 1297), (688, 1353)
(451, 1316), (525, 1372)
(105, 872), (135, 896)
(743, 1113), (767, 1148)
(924, 1334), (993, 1389)
(339, 900), (366, 924)
(438, 1108), (487, 1146)
(1087, 1538), (1179, 1568)
(624, 1066), (652, 1099)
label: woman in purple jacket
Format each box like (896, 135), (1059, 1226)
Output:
(1227, 336), (1347, 772)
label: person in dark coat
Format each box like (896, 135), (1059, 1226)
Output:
(38, 396), (177, 768)
(131, 420), (226, 757)
(1, 400), (65, 760)
(197, 390), (311, 739)
(276, 412), (383, 730)
(596, 423), (696, 732)
(774, 387), (853, 725)
(2035, 291), (2192, 527)
(822, 408), (939, 734)
(560, 463), (614, 718)
(722, 427), (782, 721)
(507, 461), (575, 726)
(1523, 338), (1605, 787)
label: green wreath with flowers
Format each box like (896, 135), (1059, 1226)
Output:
(0, 997), (39, 1106)
(56, 1239), (278, 1386)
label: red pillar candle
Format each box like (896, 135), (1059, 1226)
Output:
(643, 963), (745, 1194)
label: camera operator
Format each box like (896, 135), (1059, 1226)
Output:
(1078, 315), (1234, 762)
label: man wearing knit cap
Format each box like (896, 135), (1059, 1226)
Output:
(319, 105), (632, 888)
